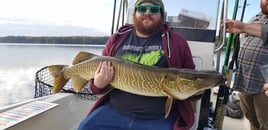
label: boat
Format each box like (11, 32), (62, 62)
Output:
(0, 0), (250, 130)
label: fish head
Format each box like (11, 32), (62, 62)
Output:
(162, 69), (226, 100)
(193, 72), (226, 89)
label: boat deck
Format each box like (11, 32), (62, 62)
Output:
(1, 93), (250, 130)
(223, 116), (249, 130)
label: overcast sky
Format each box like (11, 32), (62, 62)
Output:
(0, 0), (115, 33)
(0, 0), (260, 34)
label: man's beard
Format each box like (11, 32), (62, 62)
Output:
(133, 14), (163, 36)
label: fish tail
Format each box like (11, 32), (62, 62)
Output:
(47, 65), (69, 93)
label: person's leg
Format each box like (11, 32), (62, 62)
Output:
(78, 104), (132, 130)
(253, 93), (268, 130)
(131, 111), (177, 130)
(238, 93), (259, 130)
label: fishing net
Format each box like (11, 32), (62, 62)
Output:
(34, 66), (98, 101)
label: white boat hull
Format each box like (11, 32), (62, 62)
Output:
(3, 93), (95, 130)
(0, 92), (250, 130)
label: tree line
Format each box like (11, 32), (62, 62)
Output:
(0, 36), (109, 45)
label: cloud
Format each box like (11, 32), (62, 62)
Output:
(0, 0), (115, 34)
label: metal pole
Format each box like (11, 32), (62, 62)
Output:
(111, 0), (117, 35)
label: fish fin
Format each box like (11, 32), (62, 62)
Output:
(71, 77), (89, 92)
(164, 95), (173, 119)
(72, 51), (97, 65)
(163, 86), (193, 100)
(47, 65), (69, 93)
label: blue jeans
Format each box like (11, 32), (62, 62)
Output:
(78, 104), (176, 130)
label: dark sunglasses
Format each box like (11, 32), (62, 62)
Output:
(136, 5), (161, 14)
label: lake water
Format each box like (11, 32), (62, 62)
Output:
(0, 43), (230, 108)
(0, 43), (103, 107)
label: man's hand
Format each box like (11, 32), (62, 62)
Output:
(221, 19), (262, 37)
(94, 61), (114, 89)
(264, 83), (268, 96)
(221, 20), (244, 34)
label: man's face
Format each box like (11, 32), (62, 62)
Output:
(261, 0), (268, 15)
(133, 2), (163, 36)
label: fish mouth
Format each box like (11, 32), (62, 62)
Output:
(201, 75), (226, 89)
(213, 76), (226, 87)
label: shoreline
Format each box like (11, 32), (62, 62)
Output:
(0, 43), (105, 47)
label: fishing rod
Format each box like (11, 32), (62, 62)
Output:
(210, 0), (241, 129)
(231, 0), (247, 69)
(211, 0), (248, 129)
(224, 0), (247, 85)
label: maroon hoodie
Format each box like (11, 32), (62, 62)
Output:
(88, 24), (199, 130)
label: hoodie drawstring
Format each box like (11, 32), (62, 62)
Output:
(166, 32), (171, 58)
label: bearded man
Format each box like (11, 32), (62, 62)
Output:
(78, 0), (200, 130)
(222, 0), (268, 130)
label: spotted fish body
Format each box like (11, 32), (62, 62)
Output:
(48, 51), (225, 100)
(47, 51), (225, 118)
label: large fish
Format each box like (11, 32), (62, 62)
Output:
(47, 51), (225, 117)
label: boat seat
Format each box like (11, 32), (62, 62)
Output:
(192, 55), (205, 70)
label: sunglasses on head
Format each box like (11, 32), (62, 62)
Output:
(136, 5), (161, 14)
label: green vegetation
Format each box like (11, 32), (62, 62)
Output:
(0, 36), (109, 45)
